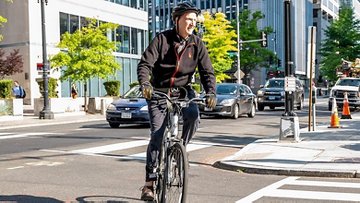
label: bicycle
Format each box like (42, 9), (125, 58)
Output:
(151, 88), (204, 203)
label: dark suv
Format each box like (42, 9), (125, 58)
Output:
(256, 78), (304, 111)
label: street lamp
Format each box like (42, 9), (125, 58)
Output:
(39, 0), (54, 119)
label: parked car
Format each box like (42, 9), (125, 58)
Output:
(328, 77), (360, 111)
(256, 78), (304, 111)
(106, 85), (149, 128)
(199, 83), (257, 119)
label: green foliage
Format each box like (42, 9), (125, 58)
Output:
(129, 81), (139, 89)
(50, 18), (121, 83)
(103, 80), (120, 96)
(37, 78), (58, 98)
(192, 83), (201, 93)
(231, 10), (275, 85)
(202, 12), (237, 83)
(0, 79), (13, 99)
(320, 6), (360, 82)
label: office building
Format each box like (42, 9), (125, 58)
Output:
(0, 0), (148, 105)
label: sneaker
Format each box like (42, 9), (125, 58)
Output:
(140, 186), (154, 201)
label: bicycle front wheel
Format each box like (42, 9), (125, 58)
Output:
(163, 142), (188, 203)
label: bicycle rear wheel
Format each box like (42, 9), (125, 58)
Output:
(163, 142), (188, 203)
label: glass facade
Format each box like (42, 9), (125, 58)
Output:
(149, 0), (248, 38)
(58, 12), (147, 97)
(104, 0), (147, 11)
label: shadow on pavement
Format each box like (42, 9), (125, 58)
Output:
(76, 195), (143, 202)
(0, 195), (62, 203)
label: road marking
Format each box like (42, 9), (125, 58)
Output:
(266, 189), (360, 201)
(70, 140), (149, 154)
(0, 132), (60, 140)
(236, 177), (299, 203)
(288, 179), (360, 188)
(122, 142), (213, 160)
(237, 177), (360, 202)
(25, 161), (64, 167)
(7, 166), (25, 170)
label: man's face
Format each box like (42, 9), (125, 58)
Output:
(177, 12), (197, 39)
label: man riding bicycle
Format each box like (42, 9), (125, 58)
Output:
(137, 1), (217, 201)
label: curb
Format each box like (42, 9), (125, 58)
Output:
(213, 161), (359, 178)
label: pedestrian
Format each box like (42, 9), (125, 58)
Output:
(71, 83), (78, 99)
(12, 80), (26, 98)
(137, 1), (217, 201)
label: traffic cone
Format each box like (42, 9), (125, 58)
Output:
(328, 98), (341, 128)
(341, 92), (352, 119)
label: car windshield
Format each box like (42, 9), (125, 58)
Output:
(336, 79), (360, 87)
(216, 85), (237, 95)
(265, 79), (284, 88)
(123, 86), (142, 98)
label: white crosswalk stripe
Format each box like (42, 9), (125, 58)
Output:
(237, 177), (360, 202)
(0, 132), (61, 140)
(41, 139), (215, 161)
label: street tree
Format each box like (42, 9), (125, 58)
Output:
(50, 19), (120, 110)
(0, 49), (23, 79)
(232, 9), (275, 86)
(320, 6), (360, 82)
(202, 12), (237, 82)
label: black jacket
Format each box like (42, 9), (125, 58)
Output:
(137, 28), (216, 94)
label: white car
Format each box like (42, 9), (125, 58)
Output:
(328, 77), (360, 111)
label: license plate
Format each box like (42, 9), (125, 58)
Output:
(268, 96), (275, 100)
(204, 107), (213, 111)
(121, 112), (132, 119)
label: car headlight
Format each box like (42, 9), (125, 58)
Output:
(257, 90), (264, 96)
(219, 99), (234, 106)
(107, 104), (116, 111)
(140, 105), (148, 111)
(280, 91), (285, 96)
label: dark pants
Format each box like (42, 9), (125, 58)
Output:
(145, 88), (199, 181)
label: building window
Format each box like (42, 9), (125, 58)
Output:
(70, 14), (79, 34)
(59, 12), (69, 37)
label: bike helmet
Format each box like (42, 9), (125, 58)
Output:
(171, 1), (201, 22)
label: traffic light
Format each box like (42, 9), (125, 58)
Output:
(261, 31), (267, 47)
(277, 59), (281, 68)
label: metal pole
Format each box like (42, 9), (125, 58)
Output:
(236, 0), (241, 84)
(39, 0), (54, 119)
(283, 0), (295, 117)
(308, 26), (316, 131)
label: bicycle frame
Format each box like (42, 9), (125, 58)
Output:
(152, 89), (204, 203)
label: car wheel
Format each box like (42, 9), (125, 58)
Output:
(258, 104), (264, 111)
(297, 97), (303, 110)
(232, 104), (239, 119)
(109, 123), (120, 128)
(247, 103), (256, 118)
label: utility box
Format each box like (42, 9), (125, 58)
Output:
(279, 116), (300, 142)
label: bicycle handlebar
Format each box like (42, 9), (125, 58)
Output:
(152, 89), (206, 107)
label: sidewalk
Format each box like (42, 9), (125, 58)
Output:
(215, 114), (360, 178)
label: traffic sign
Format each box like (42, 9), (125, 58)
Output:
(284, 76), (296, 92)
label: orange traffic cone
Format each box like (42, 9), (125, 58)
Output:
(329, 98), (341, 128)
(341, 92), (352, 119)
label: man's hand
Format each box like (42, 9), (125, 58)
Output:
(205, 93), (217, 109)
(141, 83), (153, 100)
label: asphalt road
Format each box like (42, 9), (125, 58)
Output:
(1, 98), (360, 202)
